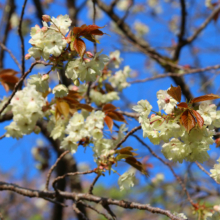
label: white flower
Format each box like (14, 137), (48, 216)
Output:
(43, 30), (67, 57)
(206, 212), (220, 220)
(134, 21), (149, 37)
(50, 15), (72, 35)
(52, 84), (69, 98)
(118, 168), (136, 191)
(210, 158), (220, 183)
(162, 138), (191, 163)
(93, 138), (114, 157)
(28, 73), (49, 93)
(60, 136), (78, 154)
(66, 112), (84, 133)
(5, 121), (23, 139)
(109, 50), (123, 69)
(117, 0), (131, 11)
(85, 110), (105, 131)
(157, 89), (177, 114)
(109, 66), (131, 91)
(197, 103), (216, 126)
(65, 59), (81, 80)
(133, 100), (152, 118)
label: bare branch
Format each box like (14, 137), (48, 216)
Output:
(77, 201), (112, 220)
(0, 181), (185, 220)
(186, 6), (220, 44)
(72, 203), (90, 220)
(132, 134), (196, 207)
(130, 64), (220, 84)
(0, 42), (22, 71)
(45, 150), (70, 191)
(114, 125), (141, 150)
(18, 0), (28, 76)
(88, 174), (100, 195)
(53, 170), (95, 193)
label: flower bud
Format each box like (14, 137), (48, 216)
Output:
(86, 51), (94, 58)
(41, 26), (48, 32)
(42, 15), (51, 22)
(33, 126), (41, 134)
(42, 74), (49, 81)
(73, 79), (80, 86)
(52, 84), (69, 98)
(25, 54), (31, 60)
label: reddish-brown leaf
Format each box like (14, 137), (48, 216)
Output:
(102, 103), (117, 113)
(77, 104), (93, 112)
(191, 110), (204, 129)
(104, 115), (113, 133)
(0, 75), (19, 92)
(125, 157), (148, 176)
(56, 99), (70, 118)
(115, 147), (138, 156)
(177, 102), (189, 109)
(0, 68), (18, 76)
(167, 85), (182, 102)
(107, 111), (126, 122)
(180, 109), (196, 132)
(190, 94), (220, 103)
(73, 38), (86, 58)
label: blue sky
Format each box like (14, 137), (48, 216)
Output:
(0, 0), (220, 194)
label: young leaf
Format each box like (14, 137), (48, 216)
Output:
(56, 100), (70, 118)
(107, 111), (126, 122)
(191, 110), (204, 129)
(102, 103), (117, 113)
(125, 157), (148, 176)
(180, 109), (196, 132)
(104, 115), (113, 133)
(190, 94), (220, 103)
(77, 104), (93, 112)
(73, 38), (86, 58)
(167, 85), (181, 102)
(177, 102), (189, 109)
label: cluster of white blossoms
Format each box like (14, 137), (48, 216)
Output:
(65, 51), (110, 82)
(109, 66), (131, 91)
(133, 88), (220, 163)
(134, 21), (150, 37)
(5, 84), (46, 139)
(60, 111), (105, 154)
(210, 158), (220, 183)
(118, 168), (136, 191)
(28, 15), (71, 60)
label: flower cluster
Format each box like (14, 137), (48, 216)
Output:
(133, 87), (220, 163)
(60, 111), (105, 153)
(65, 51), (109, 82)
(28, 15), (71, 60)
(210, 158), (220, 183)
(5, 84), (46, 139)
(109, 65), (131, 91)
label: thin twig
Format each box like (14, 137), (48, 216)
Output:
(88, 174), (100, 194)
(133, 134), (196, 207)
(77, 201), (112, 220)
(173, 0), (187, 60)
(114, 125), (141, 150)
(130, 64), (220, 84)
(53, 170), (95, 193)
(117, 0), (134, 26)
(72, 203), (90, 220)
(92, 0), (97, 53)
(0, 61), (50, 116)
(18, 0), (28, 76)
(195, 161), (219, 184)
(0, 42), (22, 71)
(45, 150), (70, 191)
(186, 6), (220, 44)
(0, 134), (6, 140)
